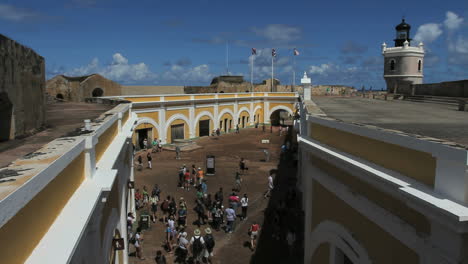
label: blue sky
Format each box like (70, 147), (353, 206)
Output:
(1, 0), (467, 88)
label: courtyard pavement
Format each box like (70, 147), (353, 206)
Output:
(130, 127), (303, 264)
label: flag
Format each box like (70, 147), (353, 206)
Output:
(252, 48), (257, 55)
(272, 48), (276, 57)
(294, 48), (300, 56)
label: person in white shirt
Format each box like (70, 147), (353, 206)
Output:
(240, 194), (249, 220)
(177, 232), (189, 261)
(264, 174), (274, 198)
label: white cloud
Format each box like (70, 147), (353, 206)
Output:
(309, 64), (333, 75)
(414, 23), (443, 43)
(0, 4), (41, 22)
(444, 11), (463, 30)
(251, 24), (302, 43)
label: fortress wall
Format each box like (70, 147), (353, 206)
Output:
(0, 34), (46, 140)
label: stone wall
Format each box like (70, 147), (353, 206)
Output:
(0, 34), (46, 141)
(412, 80), (468, 97)
(122, 85), (184, 95)
(47, 74), (122, 102)
(312, 85), (357, 96)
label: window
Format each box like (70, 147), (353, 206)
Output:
(390, 60), (395, 71)
(418, 60), (422, 72)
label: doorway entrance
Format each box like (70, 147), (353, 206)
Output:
(171, 124), (184, 142)
(199, 120), (210, 137)
(136, 128), (151, 149)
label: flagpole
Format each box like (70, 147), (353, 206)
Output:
(226, 41), (229, 75)
(251, 55), (254, 92)
(271, 53), (274, 92)
(293, 54), (295, 88)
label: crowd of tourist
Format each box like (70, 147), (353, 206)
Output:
(128, 125), (298, 263)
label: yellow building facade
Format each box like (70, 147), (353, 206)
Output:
(118, 92), (297, 147)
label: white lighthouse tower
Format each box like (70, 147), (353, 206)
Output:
(382, 19), (425, 94)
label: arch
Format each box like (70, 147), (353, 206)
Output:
(268, 105), (294, 118)
(194, 111), (215, 137)
(92, 87), (104, 97)
(133, 117), (161, 149)
(164, 113), (191, 142)
(253, 105), (263, 123)
(310, 221), (372, 264)
(218, 108), (235, 132)
(56, 93), (64, 100)
(237, 106), (251, 128)
(194, 111), (215, 126)
(134, 117), (161, 137)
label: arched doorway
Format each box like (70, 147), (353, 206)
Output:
(56, 93), (64, 100)
(92, 88), (104, 97)
(269, 109), (290, 126)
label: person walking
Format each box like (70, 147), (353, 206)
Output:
(165, 223), (174, 253)
(236, 124), (240, 133)
(264, 174), (274, 198)
(175, 145), (181, 160)
(190, 229), (205, 264)
(152, 138), (158, 153)
(147, 151), (152, 169)
(239, 158), (247, 175)
(176, 232), (189, 263)
(249, 222), (260, 251)
(135, 189), (142, 210)
(143, 138), (148, 150)
(177, 204), (187, 229)
(240, 194), (248, 221)
(225, 204), (236, 233)
(194, 200), (206, 226)
(133, 227), (146, 260)
(197, 167), (204, 186)
(150, 194), (159, 223)
(234, 171), (242, 192)
(203, 228), (215, 263)
(142, 186), (149, 207)
(215, 187), (223, 205)
(137, 155), (143, 171)
(158, 139), (163, 152)
(213, 205), (222, 231)
(201, 179), (208, 194)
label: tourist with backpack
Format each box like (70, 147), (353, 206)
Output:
(194, 201), (206, 226)
(225, 204), (236, 233)
(203, 227), (215, 263)
(213, 205), (222, 231)
(190, 229), (205, 263)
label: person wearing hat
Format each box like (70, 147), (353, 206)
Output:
(203, 227), (215, 262)
(190, 229), (205, 263)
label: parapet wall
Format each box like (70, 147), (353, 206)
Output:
(412, 80), (468, 97)
(0, 34), (46, 140)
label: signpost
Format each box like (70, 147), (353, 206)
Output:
(206, 155), (215, 176)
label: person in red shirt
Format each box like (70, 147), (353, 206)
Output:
(249, 222), (260, 251)
(184, 171), (191, 191)
(135, 189), (142, 210)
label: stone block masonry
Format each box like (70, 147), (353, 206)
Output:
(0, 34), (46, 141)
